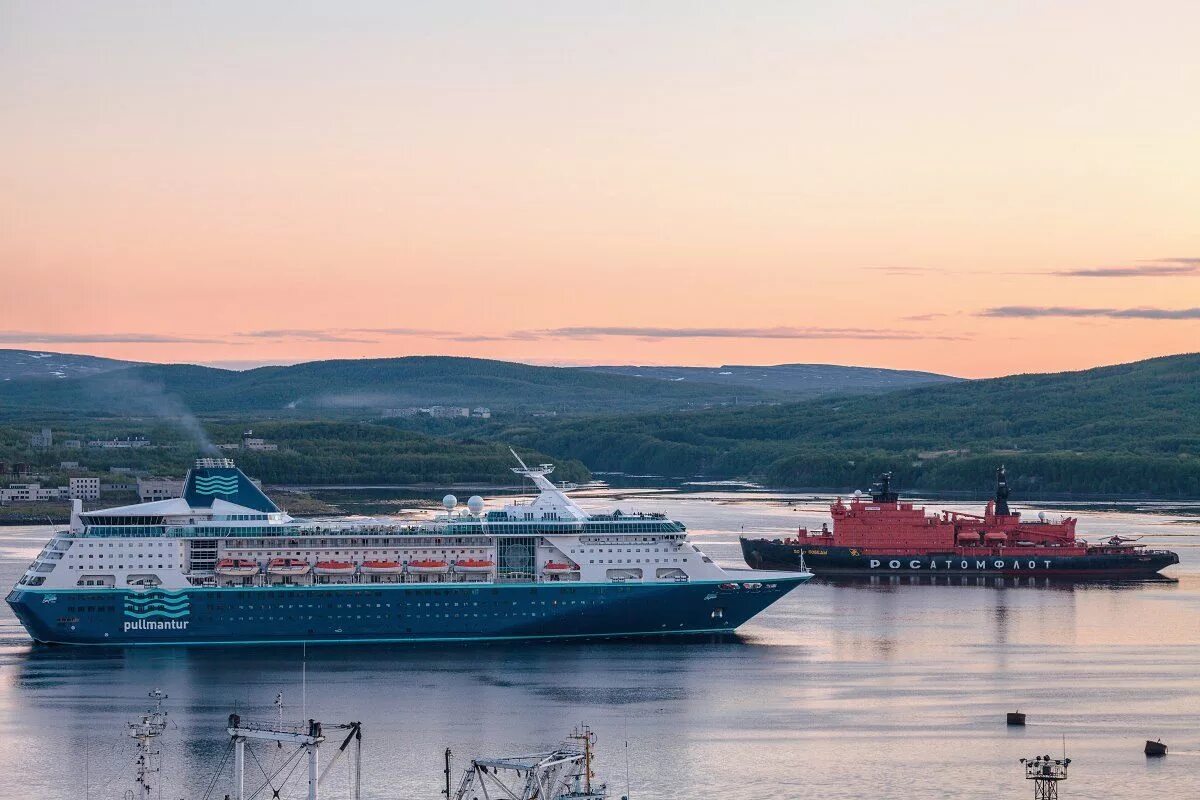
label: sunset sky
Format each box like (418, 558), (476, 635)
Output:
(3, 2), (1198, 378)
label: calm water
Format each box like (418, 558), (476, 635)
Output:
(1, 487), (1197, 799)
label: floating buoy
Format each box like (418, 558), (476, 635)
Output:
(1006, 711), (1027, 726)
(1144, 739), (1167, 757)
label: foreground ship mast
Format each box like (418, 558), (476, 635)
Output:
(225, 712), (363, 800)
(452, 724), (609, 800)
(128, 689), (169, 800)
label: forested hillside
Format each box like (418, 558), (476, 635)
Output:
(584, 363), (958, 394)
(0, 356), (776, 415)
(498, 353), (1200, 495)
(0, 349), (136, 381)
(3, 352), (1196, 495)
(0, 419), (588, 487)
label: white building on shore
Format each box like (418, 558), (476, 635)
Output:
(68, 477), (101, 500)
(137, 477), (186, 503)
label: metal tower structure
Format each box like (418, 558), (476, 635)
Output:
(453, 725), (608, 800)
(127, 689), (169, 800)
(226, 712), (361, 800)
(1020, 754), (1070, 800)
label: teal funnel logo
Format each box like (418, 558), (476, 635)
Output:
(124, 590), (190, 619)
(194, 474), (239, 496)
(124, 590), (190, 633)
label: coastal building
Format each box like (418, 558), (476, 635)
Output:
(0, 483), (68, 503)
(217, 430), (279, 452)
(60, 461), (80, 470)
(427, 405), (471, 418)
(380, 407), (422, 418)
(137, 477), (186, 503)
(88, 436), (151, 449)
(62, 439), (82, 449)
(240, 430), (278, 451)
(380, 406), (488, 419)
(30, 428), (53, 448)
(68, 477), (101, 501)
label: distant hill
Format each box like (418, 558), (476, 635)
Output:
(502, 353), (1200, 495)
(583, 363), (959, 395)
(0, 356), (782, 416)
(0, 349), (137, 381)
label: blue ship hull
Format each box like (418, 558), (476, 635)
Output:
(6, 573), (805, 646)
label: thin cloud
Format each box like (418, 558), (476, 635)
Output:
(864, 266), (951, 276)
(442, 335), (520, 343)
(981, 306), (1200, 320)
(236, 329), (379, 344)
(0, 331), (224, 344)
(903, 313), (949, 322)
(236, 327), (451, 343)
(522, 326), (967, 341)
(348, 327), (452, 336)
(441, 331), (541, 343)
(1050, 257), (1200, 278)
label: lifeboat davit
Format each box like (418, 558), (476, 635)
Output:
(313, 560), (356, 576)
(216, 558), (259, 577)
(453, 559), (495, 574)
(407, 559), (450, 574)
(361, 560), (403, 574)
(268, 557), (311, 576)
(542, 561), (579, 574)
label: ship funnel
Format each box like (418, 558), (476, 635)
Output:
(183, 459), (279, 513)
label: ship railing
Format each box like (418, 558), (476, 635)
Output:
(193, 572), (500, 589)
(232, 718), (311, 736)
(190, 571), (601, 588)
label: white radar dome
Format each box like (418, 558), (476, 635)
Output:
(1038, 511), (1046, 522)
(467, 495), (485, 515)
(853, 489), (863, 498)
(442, 494), (458, 511)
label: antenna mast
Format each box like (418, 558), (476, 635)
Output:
(1020, 753), (1070, 800)
(569, 725), (595, 794)
(128, 689), (169, 800)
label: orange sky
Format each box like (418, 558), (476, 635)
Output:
(2, 2), (1198, 378)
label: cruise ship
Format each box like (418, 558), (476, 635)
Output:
(7, 455), (809, 645)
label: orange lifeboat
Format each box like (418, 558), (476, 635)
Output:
(313, 560), (356, 576)
(453, 559), (495, 574)
(216, 558), (259, 577)
(407, 559), (450, 575)
(268, 557), (311, 576)
(542, 561), (578, 574)
(361, 560), (403, 575)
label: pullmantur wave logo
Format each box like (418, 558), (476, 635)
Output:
(123, 589), (191, 633)
(193, 474), (239, 496)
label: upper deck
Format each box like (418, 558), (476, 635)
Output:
(65, 457), (687, 540)
(12, 456), (721, 593)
